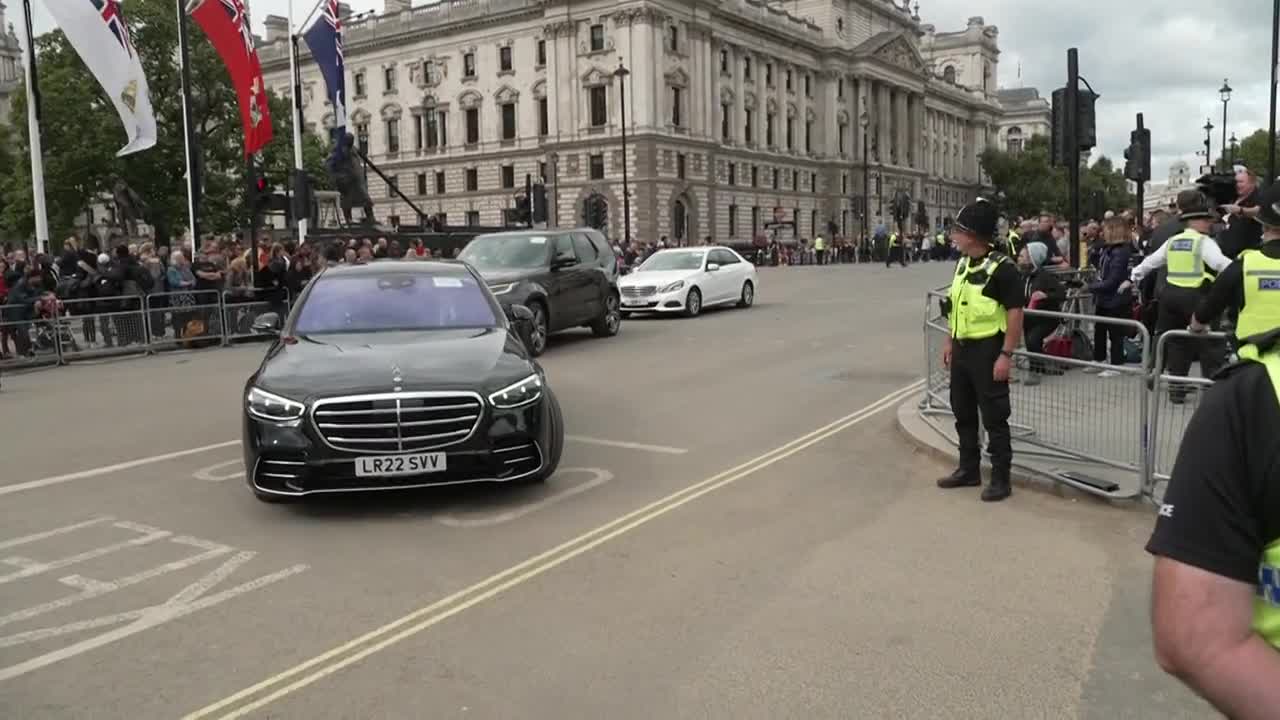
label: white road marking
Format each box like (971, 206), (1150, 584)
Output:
(193, 459), (246, 483)
(0, 517), (114, 551)
(183, 380), (923, 720)
(566, 435), (688, 455)
(435, 468), (614, 528)
(0, 441), (240, 497)
(0, 522), (170, 585)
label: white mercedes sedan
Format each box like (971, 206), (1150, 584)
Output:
(618, 246), (757, 317)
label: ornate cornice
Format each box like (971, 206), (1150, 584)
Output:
(543, 19), (577, 38)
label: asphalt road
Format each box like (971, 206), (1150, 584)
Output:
(0, 262), (1207, 719)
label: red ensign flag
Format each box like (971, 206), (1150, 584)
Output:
(188, 0), (273, 156)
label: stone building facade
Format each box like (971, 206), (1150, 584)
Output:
(0, 3), (25, 125)
(258, 0), (1005, 244)
(993, 88), (1050, 154)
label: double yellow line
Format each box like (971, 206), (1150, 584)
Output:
(183, 379), (924, 720)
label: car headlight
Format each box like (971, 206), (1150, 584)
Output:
(246, 387), (306, 423)
(488, 282), (516, 295)
(659, 280), (685, 293)
(488, 373), (543, 409)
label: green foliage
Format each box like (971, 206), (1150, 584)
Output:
(0, 0), (329, 245)
(1221, 129), (1277, 178)
(979, 134), (1135, 221)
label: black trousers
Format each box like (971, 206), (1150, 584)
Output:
(950, 335), (1012, 472)
(886, 246), (906, 267)
(1157, 285), (1225, 380)
(1024, 319), (1060, 374)
(1092, 304), (1130, 366)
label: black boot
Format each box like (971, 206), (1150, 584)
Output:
(982, 467), (1012, 502)
(937, 468), (980, 489)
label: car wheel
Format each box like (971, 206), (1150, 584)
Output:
(527, 301), (549, 357)
(738, 280), (755, 308)
(590, 292), (622, 337)
(683, 287), (702, 318)
(525, 386), (564, 484)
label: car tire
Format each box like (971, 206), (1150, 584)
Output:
(683, 287), (702, 318)
(525, 386), (564, 484)
(590, 292), (622, 337)
(738, 280), (755, 308)
(526, 301), (549, 357)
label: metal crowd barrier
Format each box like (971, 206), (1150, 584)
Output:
(0, 289), (289, 373)
(1143, 329), (1230, 502)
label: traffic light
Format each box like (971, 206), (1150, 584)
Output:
(531, 182), (547, 224)
(247, 168), (271, 216)
(512, 192), (531, 225)
(1051, 87), (1099, 167)
(1124, 128), (1151, 182)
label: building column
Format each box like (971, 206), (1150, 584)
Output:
(851, 77), (863, 161)
(823, 71), (839, 156)
(877, 82), (891, 164)
(894, 90), (907, 167)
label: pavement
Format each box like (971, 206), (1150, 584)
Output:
(0, 262), (1208, 719)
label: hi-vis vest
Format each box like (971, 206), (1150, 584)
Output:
(1007, 231), (1023, 257)
(1235, 249), (1280, 348)
(948, 255), (1008, 340)
(1252, 350), (1280, 648)
(814, 236), (826, 251)
(937, 232), (946, 247)
(889, 233), (900, 247)
(1166, 229), (1213, 288)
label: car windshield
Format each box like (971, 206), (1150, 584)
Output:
(459, 234), (550, 270)
(639, 252), (705, 271)
(293, 273), (498, 334)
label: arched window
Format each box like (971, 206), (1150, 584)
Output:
(1006, 126), (1024, 154)
(672, 197), (688, 242)
(942, 66), (956, 83)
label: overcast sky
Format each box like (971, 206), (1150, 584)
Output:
(22, 0), (1275, 183)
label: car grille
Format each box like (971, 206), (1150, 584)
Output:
(312, 392), (484, 454)
(621, 285), (656, 297)
(493, 439), (543, 479)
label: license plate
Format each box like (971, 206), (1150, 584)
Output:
(355, 453), (447, 477)
(622, 298), (647, 306)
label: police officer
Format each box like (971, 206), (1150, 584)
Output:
(1146, 324), (1280, 714)
(885, 229), (906, 268)
(1191, 181), (1280, 359)
(1125, 190), (1232, 395)
(938, 199), (1025, 502)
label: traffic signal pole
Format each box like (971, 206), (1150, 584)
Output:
(247, 156), (259, 284)
(1135, 113), (1145, 222)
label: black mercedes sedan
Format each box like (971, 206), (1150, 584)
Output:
(241, 261), (564, 502)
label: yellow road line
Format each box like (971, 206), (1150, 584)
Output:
(183, 380), (924, 720)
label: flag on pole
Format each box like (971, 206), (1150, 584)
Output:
(303, 0), (346, 141)
(189, 0), (273, 156)
(41, 0), (157, 156)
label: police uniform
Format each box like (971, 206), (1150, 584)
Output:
(886, 231), (906, 268)
(1005, 229), (1023, 259)
(938, 200), (1026, 502)
(1146, 327), (1280, 653)
(1194, 182), (1280, 361)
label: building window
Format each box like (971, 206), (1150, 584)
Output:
(354, 71), (366, 97)
(386, 118), (400, 153)
(465, 108), (479, 145)
(677, 153), (686, 179)
(841, 173), (848, 194)
(721, 104), (731, 141)
(415, 115), (424, 149)
(805, 121), (812, 153)
(384, 67), (396, 93)
(811, 209), (818, 234)
(501, 102), (517, 140)
(751, 165), (758, 187)
(589, 24), (604, 52)
(671, 87), (683, 127)
(355, 122), (369, 153)
(437, 212), (448, 225)
(728, 163), (736, 185)
(667, 25), (678, 52)
(720, 49), (729, 74)
(465, 168), (478, 191)
(766, 112), (775, 146)
(437, 111), (448, 147)
(466, 210), (480, 226)
(837, 17), (844, 33)
(765, 62), (773, 87)
(785, 69), (793, 92)
(1006, 126), (1024, 154)
(589, 86), (607, 127)
(805, 74), (812, 97)
(499, 46), (513, 72)
(416, 172), (427, 195)
(501, 164), (515, 188)
(786, 117), (794, 150)
(811, 172), (817, 193)
(435, 170), (446, 194)
(751, 205), (760, 235)
(771, 168), (779, 190)
(744, 57), (752, 81)
(744, 110), (753, 143)
(839, 123), (847, 154)
(837, 78), (844, 99)
(538, 98), (549, 136)
(425, 111), (439, 148)
(463, 52), (476, 78)
(943, 66), (956, 83)
(729, 205), (738, 236)
(386, 174), (398, 199)
(792, 170), (799, 190)
(589, 153), (605, 180)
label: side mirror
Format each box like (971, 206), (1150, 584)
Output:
(706, 263), (721, 272)
(551, 253), (576, 270)
(251, 312), (282, 335)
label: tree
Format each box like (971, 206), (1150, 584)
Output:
(979, 134), (1134, 221)
(0, 0), (330, 246)
(1219, 129), (1277, 178)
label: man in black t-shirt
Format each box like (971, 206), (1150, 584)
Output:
(1146, 328), (1280, 715)
(1217, 168), (1263, 259)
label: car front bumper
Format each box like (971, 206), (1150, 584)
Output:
(619, 288), (688, 313)
(242, 398), (551, 498)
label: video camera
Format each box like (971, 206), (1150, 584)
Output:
(1194, 172), (1237, 207)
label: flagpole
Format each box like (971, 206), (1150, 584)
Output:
(288, 0), (308, 244)
(21, 0), (49, 255)
(176, 0), (201, 253)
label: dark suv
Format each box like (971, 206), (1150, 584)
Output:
(459, 228), (621, 356)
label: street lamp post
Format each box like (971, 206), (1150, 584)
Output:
(613, 60), (631, 246)
(1203, 118), (1215, 174)
(1219, 79), (1232, 172)
(860, 111), (871, 245)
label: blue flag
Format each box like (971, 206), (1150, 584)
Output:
(303, 0), (345, 145)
